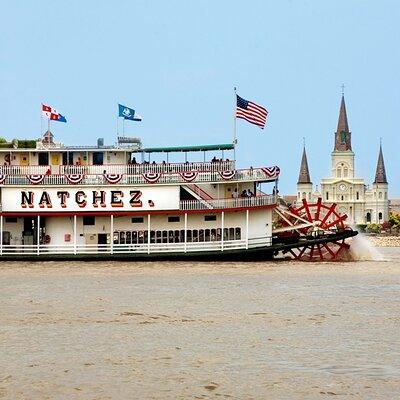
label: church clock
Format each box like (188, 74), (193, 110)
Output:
(339, 183), (347, 192)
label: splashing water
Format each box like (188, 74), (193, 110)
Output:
(348, 232), (385, 261)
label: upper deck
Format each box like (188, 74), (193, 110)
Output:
(0, 134), (280, 186)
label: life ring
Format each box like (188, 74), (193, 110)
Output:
(44, 234), (51, 244)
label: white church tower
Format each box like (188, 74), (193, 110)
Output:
(314, 94), (390, 224)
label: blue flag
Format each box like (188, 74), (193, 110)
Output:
(118, 104), (139, 121)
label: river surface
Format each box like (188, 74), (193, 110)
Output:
(0, 247), (399, 399)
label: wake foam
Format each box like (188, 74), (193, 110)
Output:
(348, 233), (385, 261)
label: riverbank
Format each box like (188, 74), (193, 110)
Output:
(366, 235), (400, 247)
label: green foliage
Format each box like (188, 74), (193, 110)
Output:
(17, 140), (37, 149)
(0, 137), (7, 143)
(389, 212), (400, 228)
(366, 223), (381, 234)
(356, 224), (367, 233)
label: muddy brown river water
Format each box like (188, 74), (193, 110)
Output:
(0, 247), (399, 399)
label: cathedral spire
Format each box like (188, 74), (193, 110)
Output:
(374, 143), (387, 184)
(334, 95), (352, 151)
(297, 145), (312, 184)
(336, 95), (349, 133)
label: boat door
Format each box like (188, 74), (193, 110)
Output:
(50, 153), (61, 174)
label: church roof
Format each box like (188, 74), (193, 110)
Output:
(334, 95), (352, 151)
(297, 146), (312, 184)
(374, 144), (388, 184)
(336, 95), (349, 133)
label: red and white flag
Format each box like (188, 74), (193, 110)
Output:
(42, 104), (67, 123)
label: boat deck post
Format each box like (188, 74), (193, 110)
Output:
(110, 214), (114, 255)
(73, 215), (77, 255)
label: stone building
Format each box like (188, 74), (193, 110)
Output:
(296, 95), (389, 224)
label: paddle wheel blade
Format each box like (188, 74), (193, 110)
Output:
(274, 197), (356, 261)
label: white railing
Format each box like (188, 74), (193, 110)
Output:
(1, 167), (279, 186)
(0, 165), (50, 175)
(0, 236), (272, 256)
(180, 195), (277, 210)
(60, 160), (235, 175)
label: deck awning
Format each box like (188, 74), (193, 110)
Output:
(141, 143), (234, 153)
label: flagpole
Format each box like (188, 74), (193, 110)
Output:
(116, 116), (119, 140)
(40, 105), (43, 136)
(122, 118), (125, 136)
(233, 87), (237, 162)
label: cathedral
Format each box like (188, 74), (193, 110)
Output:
(296, 95), (389, 225)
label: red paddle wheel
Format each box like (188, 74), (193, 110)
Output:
(274, 198), (353, 261)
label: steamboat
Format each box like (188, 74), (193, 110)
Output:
(0, 131), (357, 261)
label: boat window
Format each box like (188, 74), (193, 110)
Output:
(5, 217), (17, 223)
(92, 152), (104, 165)
(199, 230), (204, 242)
(168, 216), (180, 223)
(204, 215), (217, 221)
(223, 228), (229, 241)
(132, 217), (144, 223)
(113, 227), (243, 245)
(210, 229), (216, 241)
(83, 216), (95, 225)
(119, 231), (126, 244)
(235, 228), (241, 240)
(138, 231), (144, 244)
(38, 152), (49, 166)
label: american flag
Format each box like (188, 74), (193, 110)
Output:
(236, 95), (268, 129)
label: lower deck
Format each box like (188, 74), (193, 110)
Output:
(0, 209), (273, 258)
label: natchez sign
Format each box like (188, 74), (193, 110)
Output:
(1, 187), (180, 212)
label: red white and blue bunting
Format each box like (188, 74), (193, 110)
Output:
(65, 174), (84, 184)
(142, 172), (162, 184)
(219, 170), (236, 180)
(27, 174), (46, 184)
(262, 166), (280, 178)
(104, 173), (123, 184)
(179, 171), (198, 182)
(0, 174), (6, 184)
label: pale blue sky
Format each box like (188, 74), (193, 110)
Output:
(1, 0), (399, 195)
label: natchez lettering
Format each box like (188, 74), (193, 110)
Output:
(21, 190), (149, 209)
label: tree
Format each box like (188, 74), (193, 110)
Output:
(389, 212), (400, 229)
